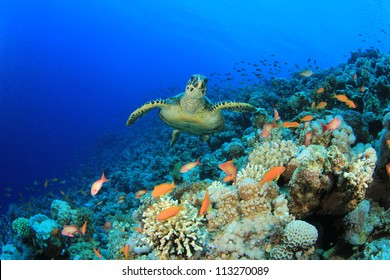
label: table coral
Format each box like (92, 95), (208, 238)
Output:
(142, 197), (206, 259)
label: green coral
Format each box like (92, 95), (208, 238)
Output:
(12, 218), (33, 238)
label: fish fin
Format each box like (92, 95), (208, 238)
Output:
(101, 172), (109, 183)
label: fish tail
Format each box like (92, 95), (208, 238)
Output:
(101, 172), (109, 183)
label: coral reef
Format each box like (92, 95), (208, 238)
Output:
(142, 197), (206, 259)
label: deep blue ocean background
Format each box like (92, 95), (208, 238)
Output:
(0, 0), (389, 211)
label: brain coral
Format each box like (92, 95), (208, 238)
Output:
(142, 197), (206, 259)
(270, 220), (318, 260)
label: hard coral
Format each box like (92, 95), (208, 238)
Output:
(270, 220), (318, 260)
(142, 197), (206, 259)
(12, 218), (33, 239)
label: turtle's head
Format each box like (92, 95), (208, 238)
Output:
(185, 74), (208, 99)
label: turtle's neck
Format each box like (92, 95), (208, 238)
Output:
(181, 92), (205, 114)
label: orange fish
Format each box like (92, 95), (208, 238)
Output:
(199, 190), (211, 216)
(387, 163), (390, 175)
(61, 225), (79, 237)
(261, 120), (278, 137)
(344, 99), (356, 108)
(259, 166), (285, 187)
(92, 246), (102, 259)
(90, 172), (109, 196)
(134, 227), (143, 233)
(332, 94), (350, 102)
(273, 106), (280, 121)
(316, 87), (324, 93)
(387, 139), (390, 149)
(135, 189), (148, 199)
(218, 160), (237, 184)
(311, 101), (316, 109)
(321, 117), (341, 133)
(301, 115), (314, 122)
(305, 131), (313, 147)
(180, 158), (201, 173)
(152, 182), (176, 199)
(120, 244), (130, 260)
(300, 69), (313, 77)
(280, 121), (300, 128)
(81, 221), (87, 235)
(157, 205), (182, 220)
(316, 102), (327, 109)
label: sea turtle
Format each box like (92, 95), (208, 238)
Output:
(126, 74), (257, 146)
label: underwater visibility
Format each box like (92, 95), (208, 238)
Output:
(1, 1), (390, 260)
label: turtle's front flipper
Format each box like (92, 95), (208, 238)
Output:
(170, 129), (180, 147)
(126, 99), (169, 126)
(210, 101), (257, 113)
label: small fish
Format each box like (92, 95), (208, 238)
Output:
(344, 99), (356, 108)
(321, 117), (341, 133)
(359, 86), (366, 92)
(301, 115), (314, 122)
(316, 87), (324, 93)
(134, 227), (143, 233)
(33, 180), (38, 186)
(280, 121), (300, 128)
(332, 94), (350, 102)
(259, 166), (285, 187)
(92, 246), (102, 259)
(51, 178), (59, 182)
(387, 139), (390, 149)
(157, 205), (182, 220)
(305, 131), (314, 147)
(91, 172), (109, 196)
(300, 69), (313, 77)
(61, 225), (79, 237)
(59, 190), (65, 195)
(199, 190), (211, 216)
(351, 73), (357, 80)
(387, 163), (390, 175)
(316, 102), (327, 109)
(44, 179), (49, 188)
(59, 180), (66, 184)
(261, 120), (278, 137)
(272, 105), (280, 121)
(135, 189), (149, 199)
(81, 221), (87, 235)
(120, 244), (130, 260)
(180, 158), (201, 173)
(218, 160), (237, 184)
(152, 182), (176, 199)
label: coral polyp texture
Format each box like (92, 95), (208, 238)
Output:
(141, 197), (206, 259)
(2, 48), (390, 260)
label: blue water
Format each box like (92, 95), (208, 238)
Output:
(0, 0), (389, 210)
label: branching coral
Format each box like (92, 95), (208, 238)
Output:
(142, 197), (206, 259)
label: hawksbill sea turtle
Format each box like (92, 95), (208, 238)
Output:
(126, 74), (257, 146)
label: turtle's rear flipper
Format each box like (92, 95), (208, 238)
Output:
(210, 101), (257, 113)
(170, 129), (180, 147)
(126, 99), (169, 126)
